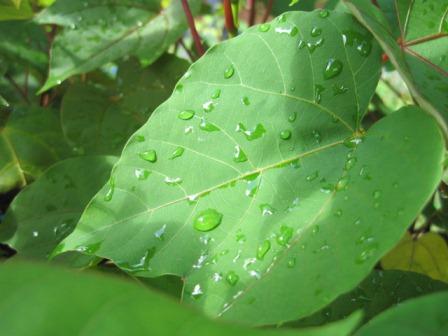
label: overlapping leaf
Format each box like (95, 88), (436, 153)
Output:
(0, 155), (116, 259)
(57, 11), (444, 325)
(345, 0), (448, 133)
(0, 0), (33, 21)
(355, 292), (448, 335)
(61, 55), (189, 155)
(0, 107), (72, 193)
(35, 0), (201, 91)
(0, 261), (362, 336)
(381, 232), (448, 283)
(291, 270), (448, 328)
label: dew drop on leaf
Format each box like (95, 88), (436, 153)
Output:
(288, 111), (297, 122)
(233, 145), (248, 163)
(211, 88), (221, 99)
(319, 9), (330, 18)
(311, 27), (322, 37)
(287, 257), (296, 268)
(257, 239), (271, 260)
(193, 209), (223, 232)
(280, 130), (292, 140)
(135, 168), (150, 180)
(277, 225), (294, 246)
(164, 176), (183, 186)
(258, 23), (270, 32)
(224, 65), (235, 79)
(170, 146), (185, 160)
(226, 271), (239, 286)
(199, 118), (220, 132)
(241, 96), (250, 106)
(139, 150), (157, 163)
(259, 203), (276, 216)
(178, 110), (195, 120)
(324, 58), (343, 80)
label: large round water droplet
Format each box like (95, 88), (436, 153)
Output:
(193, 209), (223, 232)
(280, 130), (292, 140)
(324, 58), (343, 80)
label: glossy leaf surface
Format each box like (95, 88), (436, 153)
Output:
(58, 11), (443, 325)
(0, 261), (362, 336)
(0, 156), (116, 259)
(35, 0), (201, 91)
(345, 0), (448, 134)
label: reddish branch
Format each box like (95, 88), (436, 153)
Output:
(181, 0), (204, 56)
(40, 25), (58, 107)
(247, 0), (256, 26)
(262, 0), (274, 22)
(223, 0), (237, 36)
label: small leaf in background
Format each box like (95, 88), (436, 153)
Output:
(61, 54), (189, 155)
(58, 10), (444, 326)
(0, 155), (117, 259)
(381, 232), (448, 283)
(0, 107), (72, 193)
(355, 292), (448, 335)
(0, 261), (362, 336)
(0, 0), (33, 21)
(345, 0), (448, 134)
(35, 0), (201, 91)
(290, 270), (448, 328)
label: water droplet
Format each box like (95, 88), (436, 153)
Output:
(104, 178), (115, 201)
(134, 134), (145, 142)
(277, 225), (294, 246)
(135, 168), (150, 180)
(154, 224), (167, 240)
(373, 190), (381, 199)
(236, 123), (266, 141)
(275, 26), (298, 36)
(324, 58), (343, 80)
(343, 136), (363, 148)
(314, 84), (325, 103)
(342, 30), (372, 57)
(139, 150), (157, 163)
(202, 100), (215, 112)
(311, 27), (322, 37)
(212, 272), (223, 282)
(233, 145), (248, 162)
(319, 9), (330, 18)
(226, 271), (239, 286)
(191, 284), (203, 299)
(257, 240), (271, 260)
(193, 209), (223, 232)
(170, 147), (184, 160)
(241, 96), (250, 106)
(260, 203), (276, 216)
(178, 110), (195, 120)
(287, 257), (296, 268)
(276, 129), (292, 141)
(320, 183), (334, 193)
(259, 23), (271, 32)
(288, 111), (297, 122)
(312, 130), (321, 143)
(32, 231), (39, 237)
(334, 209), (343, 217)
(244, 173), (260, 197)
(211, 88), (221, 99)
(199, 118), (219, 132)
(224, 65), (234, 79)
(360, 165), (372, 180)
(236, 230), (246, 243)
(356, 245), (378, 264)
(333, 83), (348, 95)
(298, 39), (306, 49)
(306, 171), (319, 181)
(164, 176), (183, 186)
(336, 176), (349, 191)
(345, 157), (357, 170)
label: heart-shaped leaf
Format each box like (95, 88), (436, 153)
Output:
(35, 0), (201, 91)
(58, 11), (444, 325)
(0, 106), (71, 193)
(381, 232), (448, 283)
(0, 155), (116, 259)
(355, 292), (448, 335)
(345, 0), (448, 134)
(61, 55), (189, 155)
(0, 261), (362, 336)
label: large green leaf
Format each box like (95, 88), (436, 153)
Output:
(0, 156), (116, 259)
(290, 270), (448, 328)
(61, 55), (189, 155)
(35, 0), (200, 91)
(0, 107), (72, 193)
(58, 11), (444, 325)
(0, 261), (362, 336)
(381, 232), (448, 283)
(345, 0), (448, 134)
(355, 292), (448, 335)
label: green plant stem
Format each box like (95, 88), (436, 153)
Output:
(223, 0), (237, 36)
(181, 0), (204, 56)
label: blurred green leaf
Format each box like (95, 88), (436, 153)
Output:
(61, 54), (189, 155)
(0, 261), (362, 336)
(382, 232), (448, 283)
(35, 0), (201, 91)
(0, 155), (116, 259)
(0, 0), (33, 21)
(290, 270), (448, 328)
(345, 0), (448, 135)
(0, 107), (72, 193)
(58, 10), (443, 326)
(355, 292), (448, 335)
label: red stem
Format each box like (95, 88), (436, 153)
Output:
(223, 0), (237, 36)
(181, 0), (204, 56)
(247, 0), (256, 26)
(262, 0), (274, 23)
